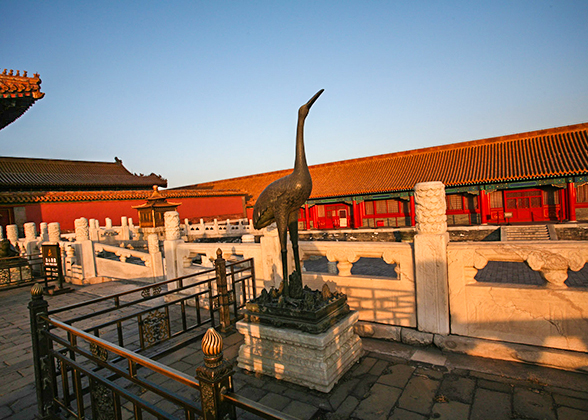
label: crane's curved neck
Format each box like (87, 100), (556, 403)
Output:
(294, 115), (308, 172)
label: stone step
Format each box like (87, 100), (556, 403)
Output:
(503, 225), (551, 241)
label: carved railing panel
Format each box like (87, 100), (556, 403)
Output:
(447, 242), (588, 352)
(299, 241), (416, 327)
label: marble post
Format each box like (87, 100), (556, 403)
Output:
(24, 222), (37, 242)
(413, 181), (450, 335)
(75, 218), (96, 280)
(23, 222), (39, 256)
(163, 211), (182, 279)
(148, 234), (164, 282)
(120, 216), (130, 240)
(89, 219), (99, 241)
(6, 224), (18, 247)
(40, 222), (49, 242)
(48, 222), (61, 243)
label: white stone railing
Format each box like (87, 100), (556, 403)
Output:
(299, 241), (416, 328)
(90, 238), (164, 283)
(5, 185), (588, 371)
(170, 230), (279, 292)
(94, 243), (150, 265)
(183, 218), (258, 239)
(447, 241), (588, 353)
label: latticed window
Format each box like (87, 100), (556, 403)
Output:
(375, 200), (387, 214)
(577, 184), (588, 203)
(386, 199), (399, 213)
(489, 191), (503, 208)
(317, 205), (325, 217)
(365, 201), (374, 215)
(447, 194), (463, 210)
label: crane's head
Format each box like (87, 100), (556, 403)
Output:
(299, 89), (324, 119)
(253, 199), (274, 230)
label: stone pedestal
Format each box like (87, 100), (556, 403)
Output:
(236, 311), (362, 393)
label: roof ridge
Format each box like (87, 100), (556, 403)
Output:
(0, 156), (124, 165)
(309, 122), (588, 169)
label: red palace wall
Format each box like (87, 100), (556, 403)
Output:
(22, 196), (245, 231)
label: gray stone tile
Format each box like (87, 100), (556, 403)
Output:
(7, 390), (37, 413)
(553, 393), (588, 411)
(262, 380), (289, 395)
(397, 375), (440, 415)
(368, 359), (389, 376)
(334, 395), (359, 419)
(351, 374), (378, 399)
(282, 388), (331, 411)
(0, 383), (35, 407)
(387, 408), (427, 420)
(9, 403), (42, 420)
(431, 400), (470, 420)
(470, 388), (511, 420)
(414, 366), (444, 380)
(238, 386), (267, 402)
(377, 364), (415, 389)
(477, 378), (513, 394)
(544, 386), (588, 400)
(282, 400), (318, 419)
(556, 406), (588, 420)
(258, 392), (291, 411)
(513, 388), (555, 420)
(353, 383), (401, 420)
(329, 378), (359, 410)
(352, 356), (378, 377)
(438, 374), (476, 403)
(238, 371), (268, 389)
(0, 405), (14, 420)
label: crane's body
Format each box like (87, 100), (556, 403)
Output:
(253, 89), (324, 297)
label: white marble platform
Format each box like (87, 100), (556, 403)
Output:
(236, 311), (362, 393)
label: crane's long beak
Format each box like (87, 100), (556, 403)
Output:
(305, 89), (324, 110)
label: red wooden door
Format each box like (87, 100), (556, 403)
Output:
(504, 190), (544, 222)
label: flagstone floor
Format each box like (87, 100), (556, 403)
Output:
(1, 281), (587, 419)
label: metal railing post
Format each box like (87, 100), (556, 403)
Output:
(28, 283), (55, 419)
(214, 249), (231, 331)
(196, 328), (236, 420)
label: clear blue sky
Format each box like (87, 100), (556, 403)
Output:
(2, 1), (587, 188)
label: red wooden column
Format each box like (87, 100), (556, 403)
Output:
(409, 195), (416, 226)
(312, 205), (319, 229)
(304, 203), (311, 230)
(352, 200), (359, 228)
(479, 189), (488, 225)
(568, 181), (577, 222)
(359, 201), (366, 228)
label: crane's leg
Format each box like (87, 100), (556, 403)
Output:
(288, 213), (302, 274)
(287, 214), (304, 299)
(276, 215), (289, 297)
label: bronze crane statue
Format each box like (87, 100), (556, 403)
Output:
(253, 89), (324, 298)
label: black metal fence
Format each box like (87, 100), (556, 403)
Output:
(0, 251), (44, 290)
(30, 249), (296, 420)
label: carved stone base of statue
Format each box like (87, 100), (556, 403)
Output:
(243, 271), (351, 334)
(236, 311), (362, 393)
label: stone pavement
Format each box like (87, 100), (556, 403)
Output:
(1, 282), (588, 419)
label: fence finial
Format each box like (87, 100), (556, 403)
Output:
(202, 327), (223, 368)
(31, 283), (44, 298)
(197, 327), (235, 419)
